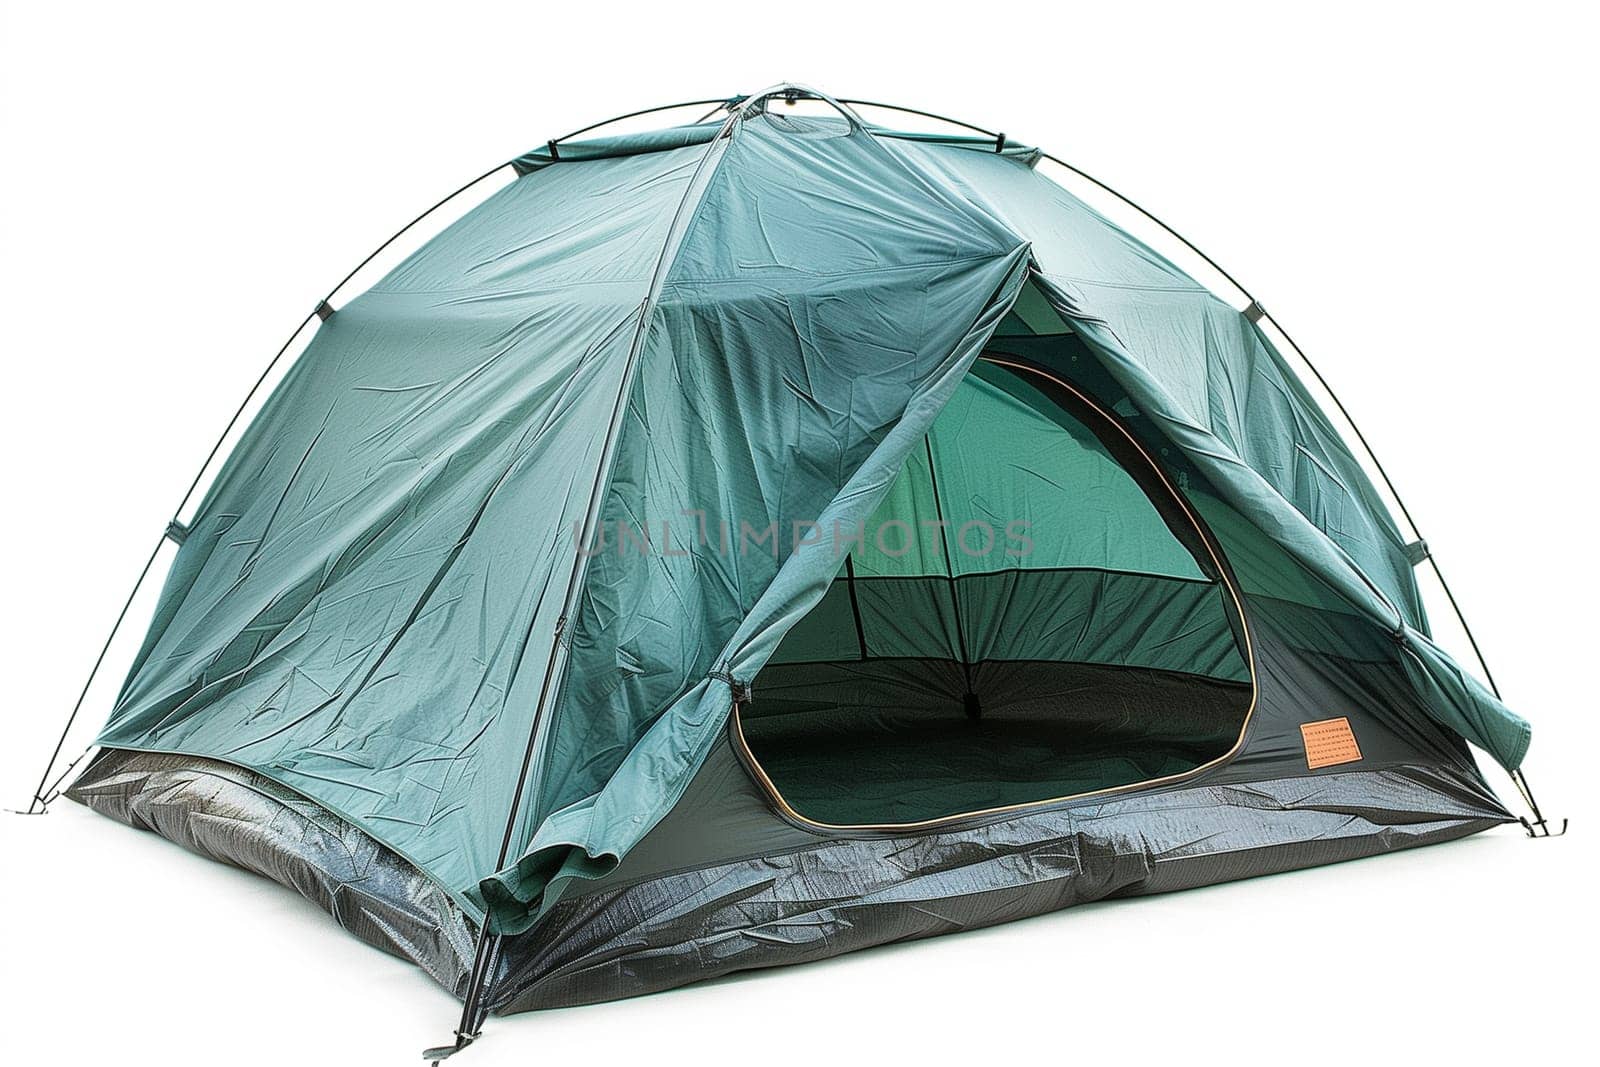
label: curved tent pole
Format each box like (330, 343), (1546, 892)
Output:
(1027, 152), (1568, 842)
(22, 158), (516, 815)
(442, 84), (890, 1059)
(844, 98), (1504, 698)
(840, 98), (999, 138)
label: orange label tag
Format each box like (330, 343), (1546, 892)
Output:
(1300, 717), (1363, 769)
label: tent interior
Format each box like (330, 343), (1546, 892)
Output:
(737, 342), (1255, 827)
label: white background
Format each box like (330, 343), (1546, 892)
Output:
(1, 2), (1594, 1064)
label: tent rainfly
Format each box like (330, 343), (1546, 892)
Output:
(33, 85), (1556, 1060)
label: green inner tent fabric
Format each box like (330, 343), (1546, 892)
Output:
(740, 357), (1252, 825)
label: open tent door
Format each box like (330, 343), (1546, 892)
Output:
(736, 355), (1255, 827)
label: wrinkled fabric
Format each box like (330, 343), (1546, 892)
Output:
(483, 113), (1032, 929)
(887, 138), (1528, 769)
(96, 142), (713, 914)
(67, 749), (476, 993)
(89, 104), (1531, 943)
(489, 757), (1508, 1013)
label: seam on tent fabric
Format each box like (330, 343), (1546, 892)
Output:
(365, 277), (676, 297)
(662, 250), (1020, 287)
(94, 743), (487, 922)
(731, 356), (1260, 835)
(845, 562), (1220, 586)
(756, 655), (1253, 689)
(1046, 276), (1209, 294)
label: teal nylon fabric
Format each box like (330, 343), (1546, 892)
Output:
(95, 142), (713, 915)
(481, 113), (1031, 929)
(765, 362), (1248, 681)
(889, 137), (1528, 770)
(93, 104), (1530, 931)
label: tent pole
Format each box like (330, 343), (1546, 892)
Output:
(1509, 769), (1567, 838)
(431, 98), (752, 1058)
(19, 536), (166, 814)
(19, 160), (515, 814)
(424, 931), (500, 1063)
(844, 556), (869, 661)
(922, 436), (980, 717)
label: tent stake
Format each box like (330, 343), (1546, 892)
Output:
(424, 931), (498, 1062)
(1510, 769), (1567, 838)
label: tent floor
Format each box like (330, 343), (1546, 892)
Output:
(739, 659), (1252, 826)
(741, 719), (1223, 824)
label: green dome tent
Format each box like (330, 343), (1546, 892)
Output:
(40, 85), (1545, 1056)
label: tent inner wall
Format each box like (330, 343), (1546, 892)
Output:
(738, 357), (1253, 826)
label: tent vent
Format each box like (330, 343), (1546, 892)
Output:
(1404, 539), (1431, 566)
(546, 140), (561, 162)
(1243, 300), (1266, 324)
(163, 520), (190, 545)
(315, 300), (336, 322)
(994, 132), (1006, 153)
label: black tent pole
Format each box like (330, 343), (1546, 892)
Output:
(922, 436), (980, 718)
(427, 96), (753, 1063)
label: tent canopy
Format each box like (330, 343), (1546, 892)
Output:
(87, 89), (1529, 944)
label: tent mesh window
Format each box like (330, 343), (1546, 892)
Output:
(736, 355), (1253, 827)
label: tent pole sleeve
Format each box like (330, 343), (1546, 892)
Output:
(20, 159), (515, 815)
(548, 97), (738, 146)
